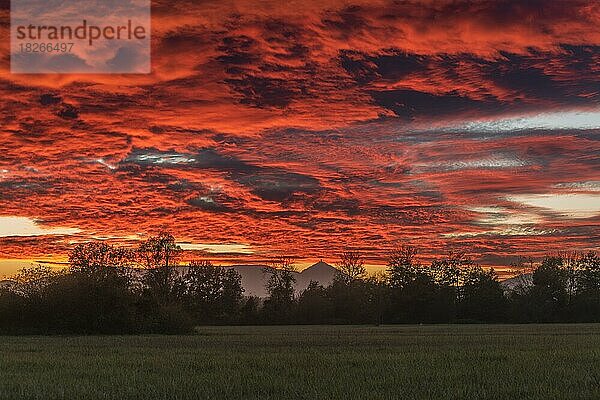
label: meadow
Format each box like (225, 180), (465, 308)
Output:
(1, 324), (600, 400)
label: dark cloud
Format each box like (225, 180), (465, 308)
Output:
(46, 53), (93, 72)
(487, 52), (583, 103)
(224, 75), (302, 108)
(322, 5), (367, 37)
(217, 35), (260, 67)
(122, 147), (321, 201)
(341, 47), (600, 120)
(341, 50), (429, 84)
(371, 89), (504, 120)
(0, 178), (52, 200)
(187, 195), (235, 213)
(39, 94), (62, 106)
(237, 171), (320, 201)
(56, 104), (79, 120)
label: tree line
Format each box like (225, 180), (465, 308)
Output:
(0, 232), (599, 334)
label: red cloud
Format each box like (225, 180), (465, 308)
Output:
(0, 1), (599, 273)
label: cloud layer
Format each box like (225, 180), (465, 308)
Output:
(0, 0), (599, 272)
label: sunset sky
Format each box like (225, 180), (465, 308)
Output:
(1, 0), (599, 276)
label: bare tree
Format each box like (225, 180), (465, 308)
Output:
(560, 251), (583, 304)
(336, 250), (366, 283)
(269, 256), (296, 272)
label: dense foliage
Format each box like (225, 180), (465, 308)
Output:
(0, 232), (599, 334)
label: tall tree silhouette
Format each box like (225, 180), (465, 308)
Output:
(329, 251), (372, 323)
(458, 266), (506, 322)
(221, 268), (244, 322)
(137, 233), (191, 332)
(387, 246), (419, 290)
(529, 256), (568, 322)
(184, 261), (244, 324)
(139, 232), (183, 304)
(262, 256), (296, 323)
(385, 247), (442, 323)
(296, 281), (333, 324)
(573, 252), (600, 320)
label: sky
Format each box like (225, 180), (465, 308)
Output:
(0, 0), (599, 276)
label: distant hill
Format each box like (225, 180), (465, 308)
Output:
(500, 273), (533, 292)
(295, 261), (338, 291)
(225, 261), (338, 297)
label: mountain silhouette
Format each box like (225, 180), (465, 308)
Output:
(295, 260), (338, 291)
(500, 273), (533, 291)
(225, 261), (338, 297)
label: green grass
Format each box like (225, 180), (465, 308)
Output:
(1, 325), (600, 399)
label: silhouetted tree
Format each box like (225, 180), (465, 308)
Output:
(69, 242), (135, 277)
(221, 268), (244, 322)
(138, 231), (181, 269)
(2, 232), (600, 333)
(572, 252), (600, 321)
(0, 287), (23, 334)
(0, 266), (60, 333)
(184, 260), (224, 323)
(12, 246), (140, 334)
(239, 296), (261, 325)
(365, 273), (390, 325)
(559, 251), (582, 306)
(385, 248), (453, 323)
(262, 256), (296, 323)
(431, 252), (473, 294)
(137, 233), (192, 332)
(184, 261), (244, 324)
(529, 256), (568, 322)
(324, 251), (375, 323)
(39, 270), (139, 334)
(139, 232), (184, 304)
(11, 265), (60, 298)
(387, 246), (419, 290)
(458, 267), (507, 322)
(386, 246), (428, 323)
(336, 251), (366, 284)
(430, 252), (474, 321)
(296, 281), (333, 324)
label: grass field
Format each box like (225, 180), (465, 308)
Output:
(1, 324), (600, 399)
